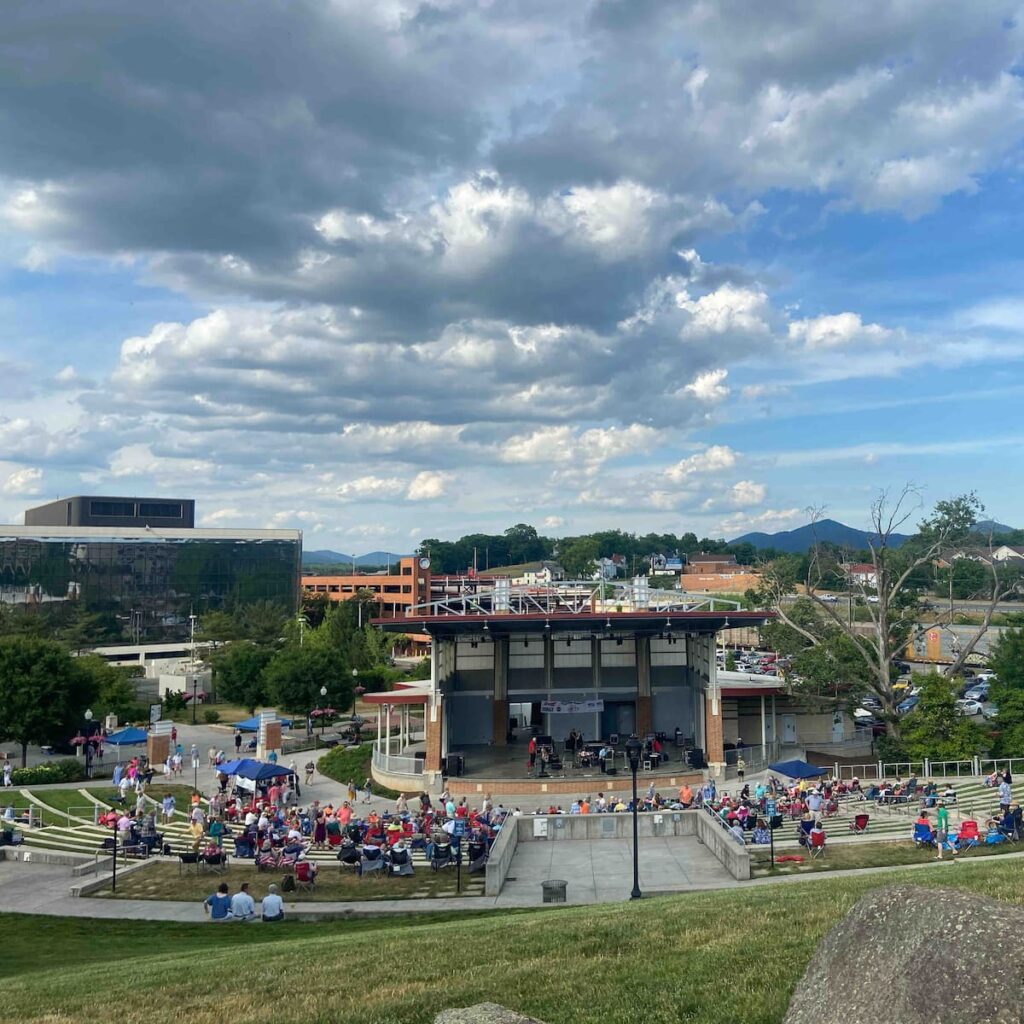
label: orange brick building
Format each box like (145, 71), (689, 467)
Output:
(302, 556), (432, 620)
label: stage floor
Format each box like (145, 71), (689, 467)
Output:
(445, 743), (696, 782)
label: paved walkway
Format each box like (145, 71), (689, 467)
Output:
(4, 844), (1023, 922)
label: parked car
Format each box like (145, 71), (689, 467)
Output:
(955, 698), (983, 717)
(897, 695), (920, 714)
(964, 684), (990, 702)
(983, 704), (999, 721)
(819, 593), (839, 603)
(866, 595), (879, 604)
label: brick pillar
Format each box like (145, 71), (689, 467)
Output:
(492, 699), (509, 745)
(147, 733), (170, 768)
(704, 694), (725, 773)
(636, 695), (652, 736)
(425, 698), (444, 772)
(493, 636), (508, 746)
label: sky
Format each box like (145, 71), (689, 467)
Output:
(3, 0), (1024, 554)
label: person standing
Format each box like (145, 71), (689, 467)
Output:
(736, 756), (746, 783)
(999, 776), (1012, 813)
(361, 777), (373, 804)
(304, 760), (315, 786)
(234, 729), (243, 754)
(190, 744), (200, 770)
(347, 779), (357, 803)
(528, 735), (537, 773)
(4, 759), (13, 788)
(935, 800), (956, 860)
(170, 726), (177, 745)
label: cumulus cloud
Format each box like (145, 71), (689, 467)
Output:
(665, 446), (738, 483)
(406, 471), (449, 501)
(2, 467), (42, 495)
(788, 312), (893, 349)
(683, 369), (730, 403)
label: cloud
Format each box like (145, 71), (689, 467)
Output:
(665, 446), (738, 483)
(788, 312), (893, 349)
(336, 476), (406, 501)
(720, 508), (803, 537)
(729, 480), (767, 507)
(406, 471), (449, 501)
(2, 467), (42, 495)
(542, 515), (566, 530)
(684, 369), (730, 403)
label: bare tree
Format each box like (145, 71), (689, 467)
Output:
(761, 488), (1019, 735)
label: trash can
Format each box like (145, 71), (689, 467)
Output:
(542, 879), (568, 903)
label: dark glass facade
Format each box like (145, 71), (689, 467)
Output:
(0, 531), (301, 641)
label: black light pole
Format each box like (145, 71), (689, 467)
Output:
(111, 836), (118, 893)
(320, 686), (328, 741)
(625, 735), (642, 900)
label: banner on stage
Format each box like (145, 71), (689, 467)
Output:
(540, 699), (604, 714)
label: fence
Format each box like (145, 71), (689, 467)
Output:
(370, 748), (423, 777)
(980, 757), (1024, 778)
(723, 742), (778, 779)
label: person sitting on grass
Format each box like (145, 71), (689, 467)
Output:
(204, 882), (232, 921)
(229, 882), (256, 922)
(261, 883), (284, 922)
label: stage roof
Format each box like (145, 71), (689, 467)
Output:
(373, 610), (771, 638)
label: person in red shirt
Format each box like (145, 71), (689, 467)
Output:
(528, 736), (537, 772)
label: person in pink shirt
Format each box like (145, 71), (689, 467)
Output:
(338, 802), (352, 825)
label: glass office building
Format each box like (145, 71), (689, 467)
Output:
(0, 526), (302, 641)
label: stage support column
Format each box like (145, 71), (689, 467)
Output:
(704, 694), (725, 776)
(636, 635), (652, 736)
(425, 695), (444, 774)
(492, 635), (509, 746)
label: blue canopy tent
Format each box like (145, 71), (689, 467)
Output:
(232, 716), (292, 732)
(230, 759), (296, 781)
(106, 727), (148, 745)
(768, 759), (829, 780)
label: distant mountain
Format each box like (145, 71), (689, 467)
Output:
(973, 519), (1017, 536)
(730, 518), (910, 554)
(302, 549), (410, 567)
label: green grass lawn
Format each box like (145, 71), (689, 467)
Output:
(751, 837), (1024, 875)
(89, 860), (484, 901)
(4, 860), (1024, 1024)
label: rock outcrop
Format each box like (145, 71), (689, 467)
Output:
(784, 884), (1024, 1024)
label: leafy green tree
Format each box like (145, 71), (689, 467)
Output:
(77, 656), (142, 721)
(647, 575), (679, 591)
(725, 651), (737, 672)
(0, 637), (98, 765)
(211, 643), (273, 713)
(197, 610), (243, 644)
(935, 558), (992, 600)
(263, 641), (350, 718)
(559, 537), (600, 579)
(987, 626), (1024, 756)
(899, 673), (989, 760)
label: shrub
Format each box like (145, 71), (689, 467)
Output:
(203, 709), (221, 724)
(317, 742), (402, 799)
(11, 758), (86, 786)
(163, 691), (187, 713)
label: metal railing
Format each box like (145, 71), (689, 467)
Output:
(928, 760), (974, 779)
(371, 748), (423, 777)
(881, 761), (925, 778)
(980, 757), (1024, 777)
(723, 742), (778, 779)
(835, 763), (881, 781)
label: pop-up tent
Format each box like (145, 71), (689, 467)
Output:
(105, 727), (148, 747)
(768, 759), (828, 780)
(231, 716), (293, 732)
(219, 758), (295, 781)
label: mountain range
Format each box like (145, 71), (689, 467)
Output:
(302, 549), (410, 566)
(730, 518), (910, 553)
(731, 517), (1019, 553)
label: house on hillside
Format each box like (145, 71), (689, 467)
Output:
(684, 553), (741, 575)
(476, 560), (564, 586)
(844, 562), (878, 587)
(991, 544), (1024, 564)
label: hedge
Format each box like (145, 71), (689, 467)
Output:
(11, 759), (86, 786)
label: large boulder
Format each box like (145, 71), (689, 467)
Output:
(435, 1005), (546, 1024)
(785, 884), (1024, 1024)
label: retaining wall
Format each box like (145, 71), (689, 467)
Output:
(484, 817), (519, 897)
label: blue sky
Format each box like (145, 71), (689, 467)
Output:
(2, 1), (1024, 552)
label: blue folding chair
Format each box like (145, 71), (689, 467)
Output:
(912, 823), (935, 847)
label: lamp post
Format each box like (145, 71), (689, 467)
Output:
(189, 612), (198, 725)
(319, 686), (328, 739)
(625, 735), (642, 900)
(350, 669), (360, 715)
(84, 709), (94, 779)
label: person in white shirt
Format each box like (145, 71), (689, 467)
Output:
(229, 882), (256, 921)
(261, 883), (284, 922)
(244, 810), (257, 827)
(191, 806), (206, 827)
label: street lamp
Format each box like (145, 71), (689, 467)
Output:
(84, 710), (94, 779)
(625, 735), (643, 900)
(351, 668), (361, 715)
(189, 612), (198, 725)
(319, 686), (328, 738)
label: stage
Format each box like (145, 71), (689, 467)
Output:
(439, 742), (706, 800)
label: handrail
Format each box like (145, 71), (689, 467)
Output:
(371, 748), (423, 777)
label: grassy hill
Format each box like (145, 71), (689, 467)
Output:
(2, 860), (1023, 1023)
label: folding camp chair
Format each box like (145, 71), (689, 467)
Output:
(295, 859), (317, 891)
(955, 820), (980, 851)
(808, 831), (827, 859)
(848, 813), (869, 834)
(912, 823), (935, 848)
